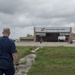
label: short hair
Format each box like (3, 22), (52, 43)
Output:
(3, 28), (10, 34)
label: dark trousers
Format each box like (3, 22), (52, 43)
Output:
(0, 68), (15, 75)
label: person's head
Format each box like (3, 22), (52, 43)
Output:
(2, 28), (10, 37)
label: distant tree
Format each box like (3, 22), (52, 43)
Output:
(26, 34), (32, 37)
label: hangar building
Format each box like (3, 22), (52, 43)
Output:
(34, 27), (72, 42)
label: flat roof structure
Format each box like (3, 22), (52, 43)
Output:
(20, 36), (34, 42)
(34, 27), (72, 42)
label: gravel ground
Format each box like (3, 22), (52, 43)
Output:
(15, 42), (75, 47)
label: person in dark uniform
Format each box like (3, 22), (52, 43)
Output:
(40, 37), (42, 44)
(0, 28), (19, 75)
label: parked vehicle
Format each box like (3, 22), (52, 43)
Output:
(58, 36), (66, 42)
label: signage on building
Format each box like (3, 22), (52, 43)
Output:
(36, 27), (70, 33)
(36, 32), (46, 36)
(41, 28), (45, 31)
(60, 33), (69, 36)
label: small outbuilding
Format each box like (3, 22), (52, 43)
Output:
(20, 36), (34, 42)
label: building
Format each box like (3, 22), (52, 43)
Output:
(72, 33), (75, 40)
(34, 27), (72, 42)
(20, 36), (34, 42)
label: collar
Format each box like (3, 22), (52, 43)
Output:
(3, 36), (9, 38)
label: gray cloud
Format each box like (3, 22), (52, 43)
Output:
(0, 0), (75, 39)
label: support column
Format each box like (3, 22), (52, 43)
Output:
(70, 26), (72, 38)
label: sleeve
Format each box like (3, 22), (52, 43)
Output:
(11, 41), (17, 54)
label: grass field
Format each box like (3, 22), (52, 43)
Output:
(16, 46), (37, 60)
(28, 46), (75, 75)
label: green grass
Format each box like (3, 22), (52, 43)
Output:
(17, 46), (37, 60)
(28, 46), (75, 75)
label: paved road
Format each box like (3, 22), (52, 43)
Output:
(15, 42), (75, 47)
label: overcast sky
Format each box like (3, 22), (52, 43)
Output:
(0, 0), (75, 39)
